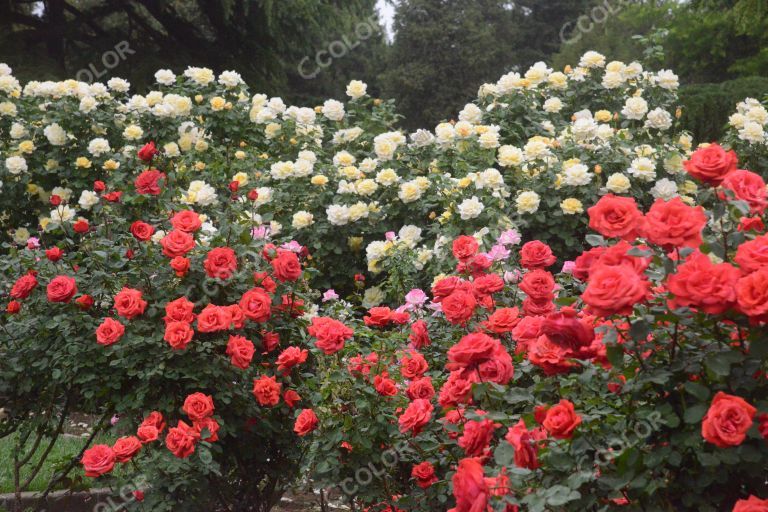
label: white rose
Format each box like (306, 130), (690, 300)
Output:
(606, 173), (631, 193)
(650, 178), (679, 200)
(621, 97), (648, 120)
(292, 211), (314, 229)
(5, 156), (27, 174)
(322, 99), (345, 121)
(44, 123), (67, 145)
(78, 190), (100, 210)
(458, 196), (484, 220)
(346, 80), (367, 99)
(155, 69), (176, 85)
(645, 108), (672, 130)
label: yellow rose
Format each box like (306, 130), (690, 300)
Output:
(311, 175), (328, 186)
(560, 198), (584, 215)
(75, 157), (92, 169)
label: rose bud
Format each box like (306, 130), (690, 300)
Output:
(50, 194), (62, 206)
(247, 189), (259, 201)
(94, 180), (106, 193)
(76, 294), (95, 310)
(6, 301), (21, 314)
(229, 181), (240, 192)
(125, 249), (135, 260)
(137, 141), (159, 162)
(73, 219), (90, 233)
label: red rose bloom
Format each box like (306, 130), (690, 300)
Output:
(253, 375), (282, 406)
(540, 308), (595, 354)
(308, 316), (354, 355)
(294, 408), (319, 436)
(438, 371), (474, 407)
(165, 421), (198, 458)
(113, 287), (147, 319)
(735, 235), (768, 274)
(408, 319), (431, 349)
(164, 321), (194, 349)
(432, 276), (463, 302)
(196, 304), (232, 332)
(6, 301), (21, 314)
(736, 269), (768, 323)
(542, 399), (582, 439)
(484, 307), (521, 334)
(81, 444), (116, 477)
(451, 457), (489, 512)
(447, 332), (498, 373)
(683, 143), (738, 185)
(643, 197), (707, 249)
(164, 296), (196, 323)
(400, 350), (428, 379)
(276, 346), (308, 373)
(459, 417), (498, 457)
(702, 392), (756, 447)
(519, 241), (557, 269)
(406, 377), (436, 401)
(519, 269), (555, 300)
(721, 169), (768, 214)
(73, 219), (90, 233)
(364, 306), (394, 327)
(271, 250), (302, 282)
(134, 169), (165, 195)
(226, 335), (255, 369)
(732, 496), (768, 512)
(96, 317), (125, 346)
(136, 425), (159, 443)
(452, 235), (479, 261)
(194, 417), (220, 442)
(182, 392), (214, 421)
(284, 390), (301, 408)
(411, 461), (438, 489)
(137, 141), (159, 162)
(102, 191), (122, 203)
(588, 194), (644, 241)
(170, 256), (190, 277)
(76, 294), (94, 310)
(45, 246), (63, 262)
(739, 216), (765, 233)
(141, 411), (166, 431)
(528, 334), (576, 375)
(239, 288), (272, 323)
(581, 264), (650, 317)
(261, 331), (280, 352)
(398, 398), (433, 435)
(11, 274), (38, 299)
(161, 230), (195, 258)
(374, 373), (398, 396)
(204, 247), (238, 280)
(130, 221), (155, 241)
(171, 210), (202, 232)
(505, 420), (541, 469)
(442, 290), (477, 325)
(472, 274), (504, 297)
(667, 251), (740, 314)
(572, 246), (607, 281)
(112, 436), (142, 463)
(47, 275), (77, 302)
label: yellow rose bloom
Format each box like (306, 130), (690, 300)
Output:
(560, 198), (584, 215)
(75, 157), (92, 169)
(311, 175), (328, 186)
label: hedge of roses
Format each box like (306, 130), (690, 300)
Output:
(1, 52), (768, 511)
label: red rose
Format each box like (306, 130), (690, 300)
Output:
(164, 321), (194, 349)
(93, 180), (106, 193)
(276, 346), (308, 374)
(308, 316), (354, 355)
(294, 408), (319, 436)
(411, 461), (438, 489)
(103, 191), (122, 203)
(512, 316), (545, 353)
(134, 169), (165, 195)
(136, 425), (159, 443)
(165, 421), (198, 458)
(528, 335), (575, 375)
(478, 344), (514, 384)
(459, 417), (498, 456)
(6, 301), (21, 314)
(253, 272), (277, 293)
(194, 417), (220, 442)
(451, 457), (489, 512)
(519, 269), (555, 300)
(588, 194), (644, 241)
(400, 350), (428, 379)
(398, 398), (433, 435)
(112, 436), (141, 463)
(261, 331), (280, 352)
(599, 240), (651, 275)
(284, 390), (301, 408)
(374, 373), (398, 396)
(667, 251), (740, 314)
(226, 335), (255, 369)
(247, 189), (259, 201)
(453, 235), (479, 261)
(164, 297), (196, 323)
(431, 276), (464, 301)
(739, 217), (765, 233)
(519, 241), (556, 269)
(81, 444), (116, 477)
(505, 420), (541, 470)
(572, 246), (607, 281)
(76, 294), (94, 310)
(364, 306), (394, 327)
(735, 235), (768, 274)
(239, 288), (272, 323)
(447, 332), (498, 373)
(73, 219), (90, 233)
(228, 304), (245, 328)
(484, 307), (520, 334)
(643, 197), (707, 249)
(683, 143), (738, 185)
(581, 263), (650, 317)
(11, 274), (38, 299)
(472, 274), (504, 297)
(161, 230), (195, 258)
(96, 317), (125, 346)
(45, 246), (63, 262)
(438, 371), (474, 407)
(736, 269), (768, 323)
(441, 290), (477, 325)
(113, 287), (147, 319)
(137, 141), (159, 162)
(406, 377), (435, 401)
(49, 194), (61, 206)
(171, 210), (202, 232)
(408, 319), (431, 349)
(204, 247), (238, 280)
(130, 221), (155, 241)
(732, 496), (768, 512)
(271, 250), (302, 282)
(47, 275), (76, 303)
(542, 399), (582, 439)
(196, 304), (232, 332)
(702, 391), (756, 447)
(253, 375), (282, 406)
(721, 169), (767, 214)
(540, 308), (595, 354)
(182, 392), (214, 421)
(170, 256), (190, 277)
(141, 411), (166, 431)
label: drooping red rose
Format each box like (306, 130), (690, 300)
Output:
(253, 375), (282, 406)
(308, 316), (354, 355)
(702, 392), (756, 447)
(519, 241), (557, 269)
(398, 398), (433, 435)
(588, 194), (644, 241)
(451, 457), (490, 512)
(540, 307), (595, 354)
(204, 247), (238, 279)
(458, 417), (498, 456)
(130, 220), (155, 241)
(271, 249), (302, 282)
(294, 408), (319, 436)
(182, 392), (215, 421)
(643, 197), (707, 249)
(134, 169), (165, 195)
(47, 275), (76, 303)
(505, 420), (541, 470)
(283, 390), (301, 408)
(226, 335), (255, 369)
(408, 319), (431, 349)
(81, 444), (116, 477)
(96, 317), (125, 346)
(161, 230), (195, 258)
(683, 143), (738, 185)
